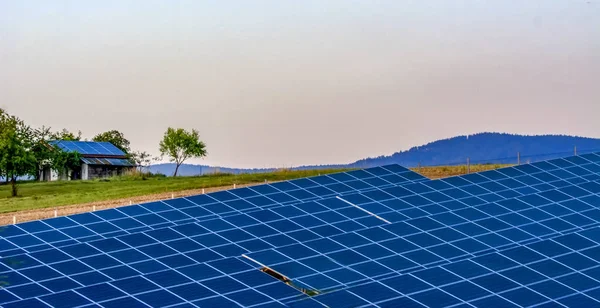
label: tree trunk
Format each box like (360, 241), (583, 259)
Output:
(11, 177), (17, 197)
(174, 164), (180, 177)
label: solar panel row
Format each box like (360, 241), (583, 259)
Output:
(290, 226), (600, 308)
(0, 165), (425, 257)
(2, 154), (597, 259)
(0, 165), (427, 307)
(252, 180), (600, 296)
(2, 153), (600, 307)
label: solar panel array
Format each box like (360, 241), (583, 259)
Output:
(49, 141), (126, 157)
(2, 154), (600, 307)
(0, 166), (425, 257)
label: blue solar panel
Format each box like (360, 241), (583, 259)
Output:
(49, 141), (126, 156)
(80, 158), (135, 166)
(3, 154), (600, 307)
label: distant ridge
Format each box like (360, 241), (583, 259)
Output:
(149, 133), (600, 176)
(352, 132), (600, 167)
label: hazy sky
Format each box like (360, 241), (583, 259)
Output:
(1, 1), (599, 168)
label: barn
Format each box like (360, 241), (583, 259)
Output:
(40, 140), (135, 181)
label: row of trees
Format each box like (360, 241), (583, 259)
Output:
(1, 108), (208, 197)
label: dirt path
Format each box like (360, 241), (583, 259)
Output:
(0, 183), (261, 226)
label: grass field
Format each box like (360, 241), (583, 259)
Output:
(0, 164), (511, 215)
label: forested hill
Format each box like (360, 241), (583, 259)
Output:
(150, 133), (600, 176)
(352, 133), (600, 167)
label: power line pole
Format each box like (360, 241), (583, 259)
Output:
(467, 157), (470, 174)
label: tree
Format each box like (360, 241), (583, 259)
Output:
(29, 126), (54, 181)
(130, 151), (157, 170)
(0, 109), (6, 182)
(50, 129), (82, 141)
(0, 111), (36, 196)
(129, 151), (160, 179)
(159, 128), (207, 176)
(93, 130), (131, 154)
(26, 126), (88, 181)
(50, 148), (82, 179)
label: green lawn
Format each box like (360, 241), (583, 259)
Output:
(0, 169), (350, 214)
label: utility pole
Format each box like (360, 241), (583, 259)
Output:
(467, 158), (470, 174)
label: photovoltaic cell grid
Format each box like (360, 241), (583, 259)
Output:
(0, 165), (425, 257)
(49, 141), (127, 156)
(2, 154), (600, 307)
(0, 156), (596, 308)
(255, 180), (600, 302)
(0, 165), (428, 307)
(3, 152), (597, 257)
(1, 153), (597, 258)
(1, 158), (600, 306)
(288, 227), (600, 308)
(80, 158), (136, 167)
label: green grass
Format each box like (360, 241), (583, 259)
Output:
(0, 169), (351, 214)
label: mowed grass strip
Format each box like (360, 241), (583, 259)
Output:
(0, 169), (350, 214)
(413, 164), (512, 179)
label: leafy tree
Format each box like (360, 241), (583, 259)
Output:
(26, 126), (88, 181)
(50, 129), (82, 141)
(93, 130), (131, 154)
(0, 110), (36, 196)
(29, 126), (55, 181)
(0, 109), (6, 182)
(50, 148), (82, 179)
(159, 128), (207, 176)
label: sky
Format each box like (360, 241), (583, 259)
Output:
(1, 1), (599, 168)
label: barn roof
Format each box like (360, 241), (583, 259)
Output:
(49, 140), (126, 157)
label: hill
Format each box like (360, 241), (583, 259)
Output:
(352, 132), (600, 167)
(150, 133), (600, 176)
